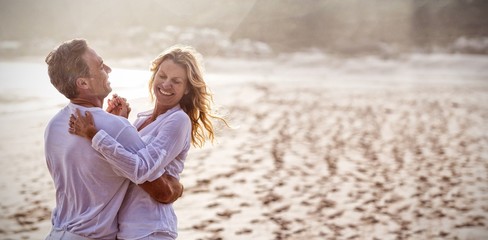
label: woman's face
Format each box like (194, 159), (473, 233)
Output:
(152, 58), (189, 111)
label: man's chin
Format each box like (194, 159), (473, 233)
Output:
(103, 90), (112, 99)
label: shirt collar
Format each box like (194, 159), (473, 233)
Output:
(67, 102), (104, 112)
(137, 104), (182, 119)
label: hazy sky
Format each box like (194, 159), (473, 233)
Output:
(1, 0), (487, 57)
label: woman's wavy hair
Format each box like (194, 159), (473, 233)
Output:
(148, 45), (228, 148)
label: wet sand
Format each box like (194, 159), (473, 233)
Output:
(1, 55), (487, 239)
(175, 80), (488, 240)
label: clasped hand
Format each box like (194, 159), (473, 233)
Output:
(68, 94), (131, 140)
(106, 94), (131, 118)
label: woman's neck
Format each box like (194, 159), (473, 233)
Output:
(152, 105), (173, 119)
(138, 104), (177, 131)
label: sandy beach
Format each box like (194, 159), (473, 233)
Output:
(0, 54), (487, 240)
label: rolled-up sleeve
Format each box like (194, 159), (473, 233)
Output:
(92, 112), (191, 184)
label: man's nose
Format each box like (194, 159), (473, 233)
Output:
(105, 64), (112, 73)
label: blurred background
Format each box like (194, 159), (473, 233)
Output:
(1, 0), (487, 63)
(1, 1), (488, 239)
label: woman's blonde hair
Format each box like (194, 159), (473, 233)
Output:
(148, 45), (228, 148)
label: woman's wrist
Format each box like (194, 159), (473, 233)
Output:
(87, 127), (98, 140)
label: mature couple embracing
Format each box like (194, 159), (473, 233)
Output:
(44, 39), (227, 240)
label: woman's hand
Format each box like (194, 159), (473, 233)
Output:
(68, 108), (97, 140)
(106, 94), (131, 118)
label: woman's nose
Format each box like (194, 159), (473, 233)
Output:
(162, 80), (171, 89)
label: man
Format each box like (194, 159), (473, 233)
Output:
(44, 39), (182, 240)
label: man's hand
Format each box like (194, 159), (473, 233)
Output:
(139, 173), (184, 204)
(106, 94), (131, 118)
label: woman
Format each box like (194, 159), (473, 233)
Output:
(69, 45), (227, 240)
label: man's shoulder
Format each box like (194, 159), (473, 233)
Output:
(45, 105), (70, 129)
(92, 110), (123, 121)
(92, 111), (145, 150)
(92, 111), (132, 132)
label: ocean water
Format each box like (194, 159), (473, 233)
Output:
(2, 53), (488, 117)
(0, 61), (150, 115)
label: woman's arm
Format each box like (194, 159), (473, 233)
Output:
(70, 109), (191, 184)
(69, 109), (185, 203)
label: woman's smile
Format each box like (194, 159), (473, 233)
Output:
(158, 88), (174, 96)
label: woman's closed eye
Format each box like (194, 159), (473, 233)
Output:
(172, 78), (183, 84)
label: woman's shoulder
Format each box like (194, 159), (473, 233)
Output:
(170, 108), (190, 120)
(158, 105), (188, 122)
(162, 110), (189, 131)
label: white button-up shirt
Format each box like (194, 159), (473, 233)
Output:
(91, 105), (191, 239)
(45, 103), (147, 239)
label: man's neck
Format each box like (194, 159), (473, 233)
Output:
(70, 97), (103, 108)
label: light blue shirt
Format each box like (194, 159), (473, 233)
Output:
(91, 105), (191, 239)
(44, 103), (146, 239)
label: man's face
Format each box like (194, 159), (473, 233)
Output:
(82, 47), (112, 98)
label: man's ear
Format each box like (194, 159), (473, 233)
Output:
(76, 77), (90, 89)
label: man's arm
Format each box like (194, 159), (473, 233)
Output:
(140, 173), (183, 204)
